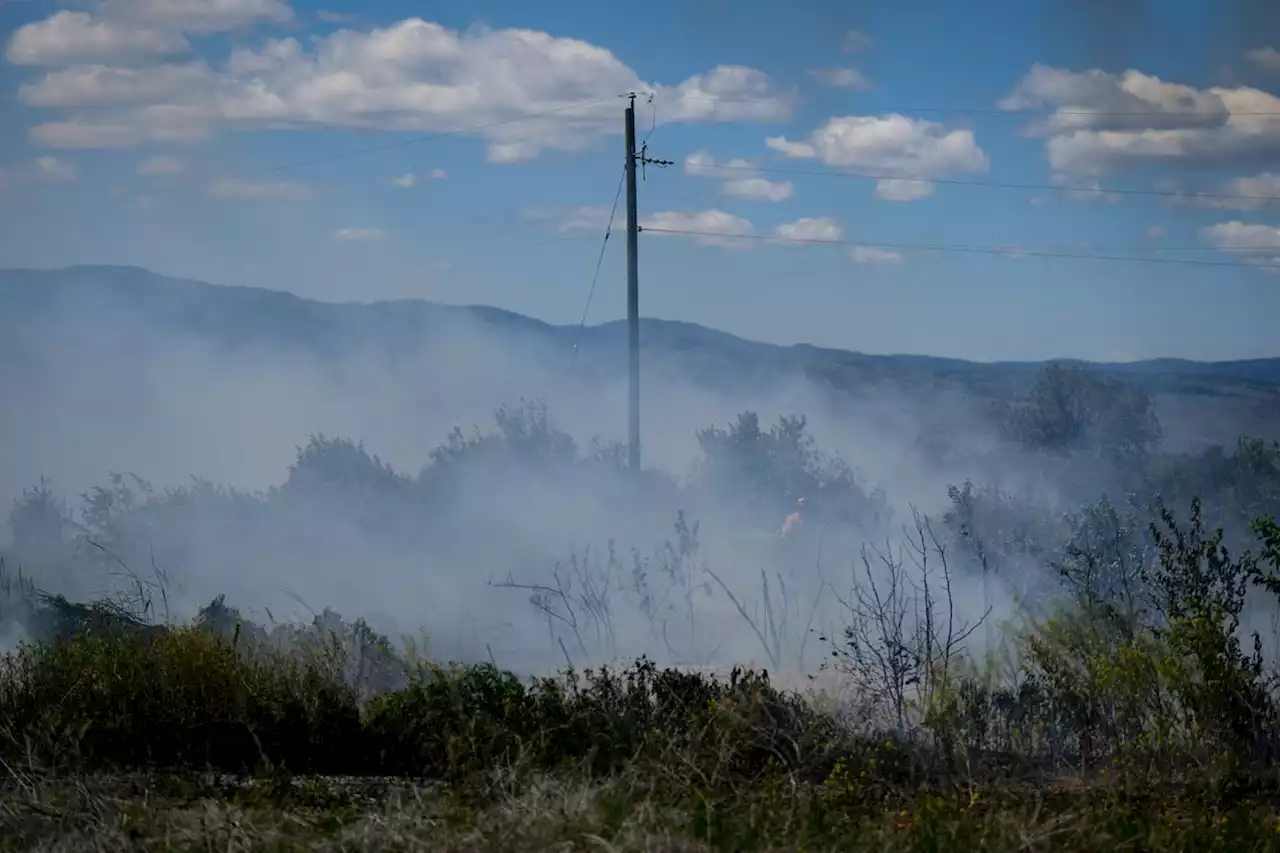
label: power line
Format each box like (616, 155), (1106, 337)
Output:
(684, 160), (1280, 205)
(670, 92), (1280, 117)
(638, 227), (1280, 269)
(569, 167), (627, 368)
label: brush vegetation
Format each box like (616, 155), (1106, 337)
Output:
(3, 364), (1280, 850)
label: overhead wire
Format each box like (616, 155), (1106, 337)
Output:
(636, 227), (1280, 270)
(569, 167), (628, 370)
(669, 92), (1280, 117)
(681, 160), (1280, 205)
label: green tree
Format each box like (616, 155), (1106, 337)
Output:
(997, 365), (1162, 458)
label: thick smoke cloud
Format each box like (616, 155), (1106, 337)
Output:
(0, 267), (1276, 685)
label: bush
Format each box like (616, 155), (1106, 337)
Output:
(0, 625), (364, 774)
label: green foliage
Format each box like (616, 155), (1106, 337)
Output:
(0, 626), (364, 774)
(996, 364), (1163, 458)
(2, 615), (853, 791)
(693, 411), (889, 533)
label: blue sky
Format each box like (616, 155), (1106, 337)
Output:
(2, 0), (1280, 362)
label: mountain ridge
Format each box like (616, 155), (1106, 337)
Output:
(2, 264), (1279, 395)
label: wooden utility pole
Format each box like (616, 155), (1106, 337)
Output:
(625, 96), (641, 474)
(623, 93), (672, 475)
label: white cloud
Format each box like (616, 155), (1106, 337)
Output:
(17, 17), (792, 155)
(331, 226), (385, 242)
(1001, 63), (1280, 175)
(1246, 46), (1280, 74)
(31, 117), (209, 148)
(33, 155), (77, 182)
(99, 0), (294, 35)
(1200, 220), (1280, 273)
(774, 217), (842, 242)
(390, 169), (445, 187)
(842, 30), (873, 53)
(810, 67), (872, 90)
(684, 149), (752, 177)
(875, 178), (934, 201)
(766, 114), (988, 201)
(138, 154), (185, 175)
(1198, 172), (1280, 211)
(1161, 172), (1280, 212)
(21, 63), (215, 108)
(206, 177), (310, 199)
(659, 65), (795, 124)
(721, 177), (793, 201)
(848, 246), (904, 265)
(683, 149), (792, 201)
(1053, 174), (1122, 203)
(5, 11), (188, 67)
(639, 209), (755, 248)
(1202, 220), (1280, 250)
(524, 205), (613, 234)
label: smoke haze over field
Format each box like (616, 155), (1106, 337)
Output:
(1, 266), (1278, 680)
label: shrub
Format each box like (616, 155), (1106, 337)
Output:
(0, 624), (363, 774)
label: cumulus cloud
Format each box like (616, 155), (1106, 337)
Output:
(138, 154), (185, 175)
(1159, 172), (1280, 212)
(1200, 221), (1280, 273)
(30, 116), (210, 149)
(683, 150), (792, 202)
(1053, 174), (1122, 203)
(810, 67), (872, 90)
(639, 210), (755, 248)
(1001, 63), (1280, 175)
(848, 246), (904, 265)
(33, 155), (77, 182)
(766, 114), (988, 202)
(1246, 47), (1280, 74)
(206, 177), (310, 199)
(523, 205), (614, 234)
(721, 177), (793, 201)
(774, 217), (842, 242)
(875, 178), (935, 202)
(842, 30), (873, 53)
(99, 0), (294, 35)
(331, 226), (386, 242)
(1195, 172), (1280, 211)
(20, 63), (215, 108)
(16, 17), (792, 158)
(390, 169), (444, 188)
(5, 11), (189, 67)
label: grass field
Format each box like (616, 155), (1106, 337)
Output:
(5, 612), (1280, 852)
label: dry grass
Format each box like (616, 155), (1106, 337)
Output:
(6, 770), (1280, 852)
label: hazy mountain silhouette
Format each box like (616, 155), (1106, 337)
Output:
(2, 265), (1278, 404)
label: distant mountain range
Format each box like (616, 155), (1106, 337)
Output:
(2, 265), (1279, 405)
